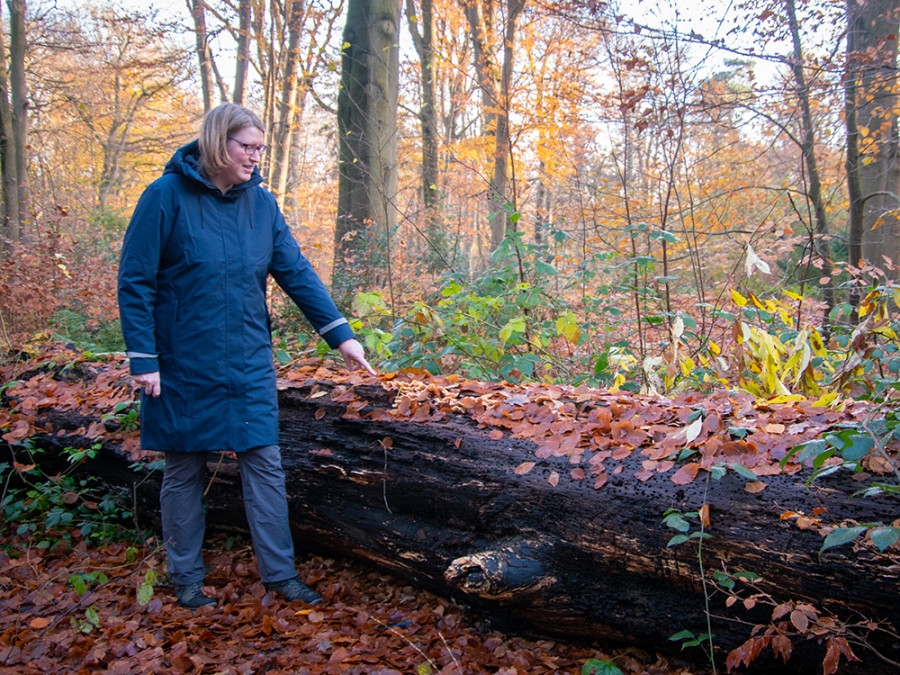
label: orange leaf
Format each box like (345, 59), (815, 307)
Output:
(488, 429), (504, 440)
(13, 461), (36, 474)
(699, 504), (711, 526)
(29, 617), (50, 629)
(671, 462), (700, 485)
(744, 481), (767, 493)
(514, 462), (536, 475)
(314, 408), (326, 420)
(593, 473), (608, 489)
(379, 437), (393, 450)
(570, 468), (585, 480)
(548, 471), (560, 487)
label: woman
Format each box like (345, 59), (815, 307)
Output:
(118, 103), (374, 609)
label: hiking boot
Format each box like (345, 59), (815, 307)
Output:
(175, 582), (216, 609)
(264, 576), (322, 604)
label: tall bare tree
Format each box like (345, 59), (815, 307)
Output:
(6, 0), (26, 242)
(269, 0), (304, 203)
(233, 0), (251, 105)
(463, 0), (526, 253)
(406, 0), (440, 225)
(0, 2), (19, 247)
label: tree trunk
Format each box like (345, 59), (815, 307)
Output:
(269, 0), (304, 205)
(233, 0), (251, 105)
(7, 0), (26, 238)
(405, 0), (444, 268)
(23, 379), (900, 675)
(845, 0), (866, 318)
(851, 0), (900, 277)
(785, 0), (836, 327)
(0, 2), (18, 248)
(332, 0), (400, 306)
(188, 0), (215, 112)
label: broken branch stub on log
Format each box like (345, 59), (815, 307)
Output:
(12, 364), (900, 673)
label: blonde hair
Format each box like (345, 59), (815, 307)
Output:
(197, 103), (265, 177)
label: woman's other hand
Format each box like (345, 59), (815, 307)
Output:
(133, 371), (161, 397)
(337, 339), (376, 375)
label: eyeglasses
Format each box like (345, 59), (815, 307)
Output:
(228, 136), (267, 156)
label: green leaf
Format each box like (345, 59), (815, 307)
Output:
(582, 659), (623, 675)
(137, 583), (154, 607)
(841, 434), (874, 461)
(670, 629), (695, 641)
(870, 527), (900, 552)
(535, 261), (558, 276)
(667, 533), (689, 547)
(729, 463), (758, 480)
(821, 526), (868, 552)
(663, 513), (690, 532)
(275, 349), (291, 365)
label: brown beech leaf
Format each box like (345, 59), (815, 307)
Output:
(548, 471), (560, 487)
(28, 617), (50, 629)
(314, 408), (326, 420)
(488, 429), (504, 440)
(671, 462), (700, 485)
(744, 481), (766, 493)
(790, 608), (809, 632)
(570, 468), (585, 481)
(514, 462), (536, 475)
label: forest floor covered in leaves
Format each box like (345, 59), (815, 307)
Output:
(0, 528), (705, 675)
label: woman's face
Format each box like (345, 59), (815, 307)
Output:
(216, 125), (265, 192)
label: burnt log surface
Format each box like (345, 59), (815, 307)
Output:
(23, 382), (900, 673)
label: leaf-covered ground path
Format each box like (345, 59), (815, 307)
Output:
(0, 530), (703, 675)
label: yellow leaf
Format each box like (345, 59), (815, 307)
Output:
(731, 289), (747, 307)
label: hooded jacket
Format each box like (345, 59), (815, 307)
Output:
(117, 140), (354, 453)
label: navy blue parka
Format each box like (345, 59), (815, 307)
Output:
(118, 140), (354, 453)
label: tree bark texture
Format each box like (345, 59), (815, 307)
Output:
(332, 0), (401, 305)
(785, 0), (836, 324)
(233, 0), (251, 105)
(7, 0), (26, 238)
(0, 4), (18, 247)
(188, 0), (215, 112)
(849, 0), (900, 276)
(269, 0), (304, 205)
(26, 380), (900, 674)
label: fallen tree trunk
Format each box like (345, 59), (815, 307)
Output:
(13, 372), (900, 674)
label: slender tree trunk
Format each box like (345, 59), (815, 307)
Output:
(0, 3), (18, 249)
(487, 0), (524, 251)
(188, 0), (215, 112)
(332, 0), (401, 306)
(405, 0), (443, 263)
(845, 0), (866, 318)
(7, 0), (26, 239)
(786, 0), (836, 324)
(270, 0), (304, 205)
(851, 0), (900, 277)
(233, 0), (251, 105)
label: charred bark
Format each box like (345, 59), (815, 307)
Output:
(20, 381), (900, 673)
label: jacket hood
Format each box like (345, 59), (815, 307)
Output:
(163, 140), (264, 197)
